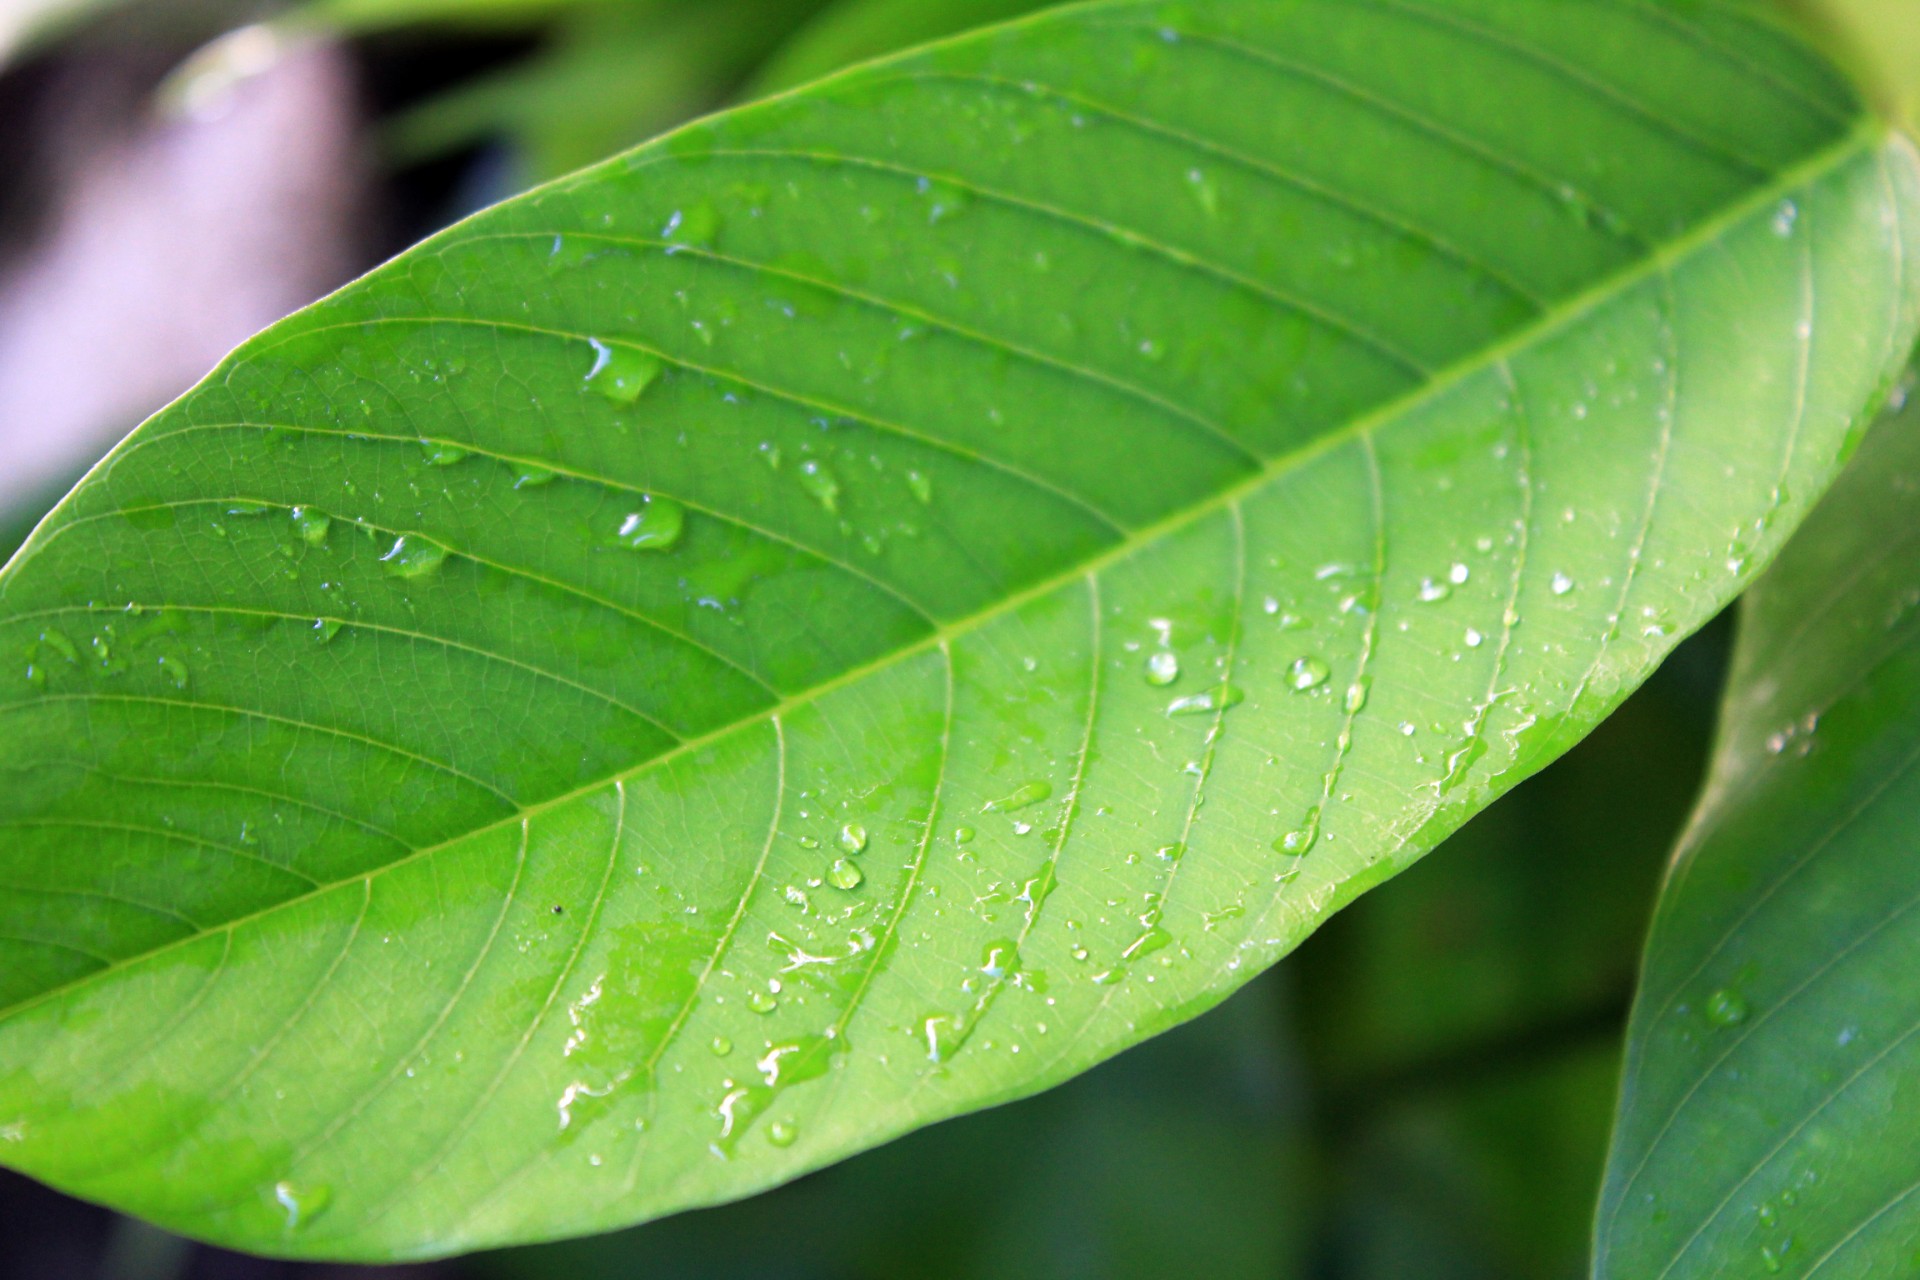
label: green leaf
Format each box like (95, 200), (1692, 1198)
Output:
(0, 0), (1914, 1260)
(1596, 373), (1920, 1277)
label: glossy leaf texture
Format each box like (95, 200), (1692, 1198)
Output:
(1597, 375), (1920, 1279)
(0, 0), (1915, 1260)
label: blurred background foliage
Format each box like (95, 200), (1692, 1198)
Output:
(0, 0), (1770, 1273)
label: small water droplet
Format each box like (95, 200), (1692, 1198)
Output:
(767, 1120), (798, 1147)
(981, 938), (1018, 979)
(839, 823), (867, 854)
(1448, 562), (1470, 585)
(1706, 988), (1749, 1026)
(1167, 683), (1244, 716)
(420, 439), (468, 467)
(157, 655), (189, 690)
(1273, 807), (1321, 855)
(1551, 572), (1575, 596)
(226, 500), (270, 518)
(1465, 628), (1484, 648)
(313, 618), (342, 644)
(515, 467), (556, 490)
(1287, 658), (1330, 691)
(905, 470), (933, 504)
(1417, 579), (1452, 603)
(662, 202), (720, 248)
(380, 535), (448, 580)
(584, 339), (663, 404)
(272, 1180), (331, 1230)
(289, 506), (331, 547)
(1186, 168), (1219, 217)
(710, 1036), (733, 1056)
(797, 460), (841, 514)
(1156, 842), (1184, 862)
(1144, 649), (1181, 687)
(827, 858), (864, 891)
(1772, 199), (1798, 237)
(747, 990), (778, 1014)
(612, 496), (685, 551)
(953, 826), (976, 845)
(1344, 677), (1371, 713)
(984, 781), (1052, 813)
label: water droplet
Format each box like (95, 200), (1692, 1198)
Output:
(612, 496), (685, 551)
(515, 467), (556, 489)
(585, 338), (663, 405)
(1465, 628), (1484, 648)
(1273, 807), (1321, 855)
(747, 990), (778, 1015)
(767, 1120), (798, 1147)
(905, 470), (933, 504)
(839, 823), (868, 854)
(981, 938), (1018, 979)
(1417, 578), (1452, 603)
(420, 439), (468, 467)
(1449, 562), (1470, 585)
(272, 1180), (331, 1230)
(984, 781), (1052, 813)
(380, 535), (448, 580)
(1156, 842), (1184, 862)
(1186, 168), (1219, 217)
(797, 460), (840, 514)
(1287, 658), (1330, 691)
(921, 1012), (971, 1063)
(916, 177), (971, 224)
(157, 655), (189, 690)
(1706, 988), (1749, 1026)
(226, 500), (270, 518)
(828, 858), (864, 890)
(1167, 683), (1245, 715)
(289, 506), (330, 547)
(313, 618), (342, 645)
(1145, 650), (1180, 686)
(663, 202), (719, 249)
(36, 629), (77, 665)
(710, 1036), (732, 1056)
(1344, 677), (1371, 713)
(1122, 926), (1172, 962)
(1551, 572), (1575, 596)
(1772, 199), (1798, 237)
(953, 826), (976, 845)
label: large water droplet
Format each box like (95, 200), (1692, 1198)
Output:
(980, 938), (1018, 980)
(747, 990), (778, 1015)
(1145, 650), (1180, 686)
(272, 1180), (331, 1230)
(1551, 572), (1575, 596)
(984, 781), (1052, 813)
(290, 506), (331, 547)
(612, 496), (685, 551)
(1344, 677), (1371, 713)
(1273, 806), (1321, 855)
(420, 439), (468, 467)
(827, 858), (864, 891)
(585, 339), (663, 405)
(1706, 988), (1749, 1027)
(1287, 658), (1330, 691)
(663, 202), (720, 249)
(767, 1120), (798, 1148)
(380, 535), (448, 580)
(838, 823), (868, 854)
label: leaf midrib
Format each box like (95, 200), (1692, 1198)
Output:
(0, 114), (1883, 1029)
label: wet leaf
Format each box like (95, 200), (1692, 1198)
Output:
(0, 0), (1914, 1260)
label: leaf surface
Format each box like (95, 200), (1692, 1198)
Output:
(1597, 375), (1920, 1279)
(0, 0), (1914, 1259)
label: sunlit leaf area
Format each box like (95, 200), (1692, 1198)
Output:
(5, 2), (1920, 1277)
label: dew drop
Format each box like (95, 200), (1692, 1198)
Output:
(1344, 677), (1371, 713)
(747, 990), (778, 1015)
(1465, 628), (1484, 648)
(953, 826), (976, 845)
(767, 1120), (798, 1148)
(905, 470), (933, 504)
(272, 1180), (331, 1230)
(984, 781), (1052, 813)
(380, 535), (448, 580)
(1772, 199), (1798, 237)
(1156, 842), (1184, 862)
(515, 467), (557, 490)
(838, 823), (868, 854)
(1168, 683), (1245, 715)
(1273, 807), (1321, 855)
(313, 618), (342, 645)
(420, 439), (468, 467)
(710, 1036), (733, 1057)
(612, 496), (685, 551)
(584, 338), (663, 405)
(1551, 572), (1575, 596)
(662, 202), (720, 248)
(157, 655), (189, 691)
(1706, 988), (1749, 1026)
(1287, 658), (1331, 691)
(1417, 579), (1452, 603)
(797, 460), (841, 514)
(1145, 650), (1180, 686)
(828, 858), (864, 891)
(1448, 562), (1470, 585)
(289, 506), (331, 547)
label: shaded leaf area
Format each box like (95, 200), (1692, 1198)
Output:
(0, 0), (1914, 1259)
(1598, 375), (1920, 1279)
(749, 0), (1059, 95)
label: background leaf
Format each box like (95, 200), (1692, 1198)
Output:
(0, 0), (1915, 1260)
(1596, 371), (1920, 1278)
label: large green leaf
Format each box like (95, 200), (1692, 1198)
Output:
(0, 0), (1913, 1260)
(1596, 375), (1920, 1276)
